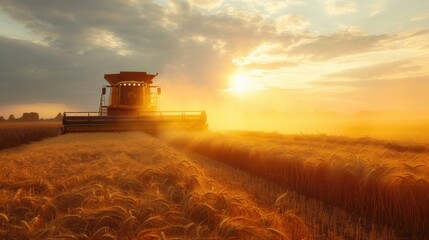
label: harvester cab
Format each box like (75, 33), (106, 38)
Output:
(61, 71), (208, 133)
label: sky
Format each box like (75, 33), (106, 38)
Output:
(0, 0), (428, 134)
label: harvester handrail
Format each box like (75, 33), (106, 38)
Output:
(64, 111), (205, 115)
(63, 111), (207, 120)
(63, 112), (103, 117)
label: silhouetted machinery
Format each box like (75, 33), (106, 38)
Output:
(62, 71), (207, 133)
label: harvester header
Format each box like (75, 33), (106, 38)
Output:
(61, 71), (208, 133)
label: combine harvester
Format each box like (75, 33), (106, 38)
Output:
(61, 71), (207, 133)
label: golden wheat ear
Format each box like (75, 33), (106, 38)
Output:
(0, 213), (9, 225)
(53, 192), (86, 213)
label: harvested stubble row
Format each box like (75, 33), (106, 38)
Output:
(0, 132), (309, 240)
(159, 131), (429, 238)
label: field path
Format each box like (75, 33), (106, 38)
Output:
(0, 132), (309, 239)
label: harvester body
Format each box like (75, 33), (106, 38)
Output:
(62, 72), (207, 133)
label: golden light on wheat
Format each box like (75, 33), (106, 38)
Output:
(159, 130), (429, 238)
(1, 122), (428, 239)
(0, 131), (309, 239)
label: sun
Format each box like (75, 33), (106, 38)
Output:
(231, 72), (250, 92)
(226, 71), (266, 93)
(228, 72), (253, 93)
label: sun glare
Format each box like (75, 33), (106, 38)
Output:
(231, 72), (249, 92)
(226, 71), (265, 93)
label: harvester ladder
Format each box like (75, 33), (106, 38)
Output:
(99, 93), (108, 116)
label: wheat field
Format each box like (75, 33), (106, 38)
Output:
(1, 125), (428, 239)
(0, 122), (60, 150)
(0, 132), (309, 240)
(159, 130), (429, 239)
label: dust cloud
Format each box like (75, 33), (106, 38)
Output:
(160, 82), (429, 143)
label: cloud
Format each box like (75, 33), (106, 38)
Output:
(188, 0), (223, 9)
(244, 61), (299, 71)
(288, 32), (388, 60)
(324, 0), (357, 16)
(0, 36), (78, 104)
(326, 60), (424, 80)
(0, 0), (428, 123)
(0, 0), (283, 109)
(233, 43), (288, 66)
(89, 29), (134, 56)
(0, 0), (171, 51)
(369, 1), (385, 16)
(231, 30), (389, 72)
(410, 16), (428, 22)
(276, 14), (310, 34)
(236, 0), (290, 13)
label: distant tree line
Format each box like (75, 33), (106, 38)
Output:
(0, 112), (63, 122)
